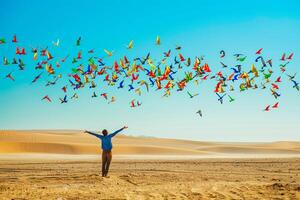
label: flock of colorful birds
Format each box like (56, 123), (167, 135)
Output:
(0, 35), (299, 116)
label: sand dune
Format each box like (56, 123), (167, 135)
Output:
(0, 130), (300, 157)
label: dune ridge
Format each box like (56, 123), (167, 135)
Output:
(0, 130), (300, 156)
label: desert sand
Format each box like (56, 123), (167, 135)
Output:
(0, 130), (300, 199)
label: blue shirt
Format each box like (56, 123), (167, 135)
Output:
(86, 128), (124, 151)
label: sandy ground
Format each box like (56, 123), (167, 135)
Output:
(0, 157), (299, 200)
(0, 130), (300, 199)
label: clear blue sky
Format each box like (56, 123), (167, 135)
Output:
(0, 0), (300, 141)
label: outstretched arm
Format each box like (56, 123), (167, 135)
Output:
(109, 126), (128, 138)
(85, 130), (103, 139)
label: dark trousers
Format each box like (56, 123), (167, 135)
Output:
(102, 150), (112, 177)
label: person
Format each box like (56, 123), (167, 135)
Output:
(84, 126), (128, 177)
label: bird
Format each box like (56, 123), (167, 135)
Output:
(272, 102), (279, 109)
(118, 80), (124, 89)
(216, 93), (226, 104)
(5, 72), (15, 81)
(287, 53), (294, 60)
(220, 50), (225, 58)
(76, 37), (81, 46)
(264, 105), (270, 111)
(31, 73), (43, 83)
(196, 110), (202, 117)
(291, 80), (299, 91)
(275, 77), (281, 83)
(130, 100), (136, 108)
(256, 48), (263, 54)
(187, 91), (199, 98)
(104, 49), (113, 57)
(287, 73), (296, 80)
(12, 35), (17, 43)
(52, 39), (59, 47)
(126, 40), (133, 49)
(228, 95), (235, 102)
(42, 95), (51, 102)
(59, 95), (67, 103)
(92, 92), (97, 98)
(156, 36), (160, 45)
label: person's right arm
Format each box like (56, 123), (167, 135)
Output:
(84, 130), (103, 139)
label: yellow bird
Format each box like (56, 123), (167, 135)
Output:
(251, 64), (258, 77)
(45, 64), (54, 74)
(109, 96), (116, 104)
(104, 49), (113, 57)
(127, 40), (133, 49)
(156, 36), (160, 45)
(135, 88), (141, 96)
(33, 52), (38, 60)
(84, 75), (89, 83)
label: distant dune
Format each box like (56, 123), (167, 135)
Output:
(0, 130), (300, 157)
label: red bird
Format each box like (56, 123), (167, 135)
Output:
(280, 53), (285, 61)
(271, 83), (279, 90)
(42, 95), (52, 102)
(77, 51), (82, 59)
(124, 56), (129, 64)
(164, 81), (172, 89)
(131, 73), (139, 82)
(272, 102), (279, 109)
(275, 76), (281, 83)
(12, 35), (17, 43)
(130, 100), (136, 108)
(256, 48), (263, 54)
(202, 75), (209, 80)
(16, 47), (21, 55)
(266, 59), (272, 67)
(216, 71), (223, 78)
(280, 67), (286, 73)
(178, 53), (185, 61)
(287, 53), (294, 60)
(101, 93), (108, 100)
(20, 48), (26, 55)
(62, 86), (67, 93)
(264, 105), (271, 111)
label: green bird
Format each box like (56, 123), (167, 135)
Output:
(0, 38), (6, 44)
(263, 73), (272, 80)
(237, 56), (247, 62)
(228, 95), (235, 102)
(71, 68), (78, 73)
(72, 58), (77, 64)
(187, 91), (199, 98)
(76, 37), (81, 46)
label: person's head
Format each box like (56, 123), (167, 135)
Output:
(102, 129), (108, 136)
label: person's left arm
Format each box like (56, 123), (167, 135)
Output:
(109, 126), (128, 138)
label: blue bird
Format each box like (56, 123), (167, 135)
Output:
(128, 84), (134, 91)
(118, 80), (124, 89)
(216, 93), (226, 104)
(149, 78), (155, 86)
